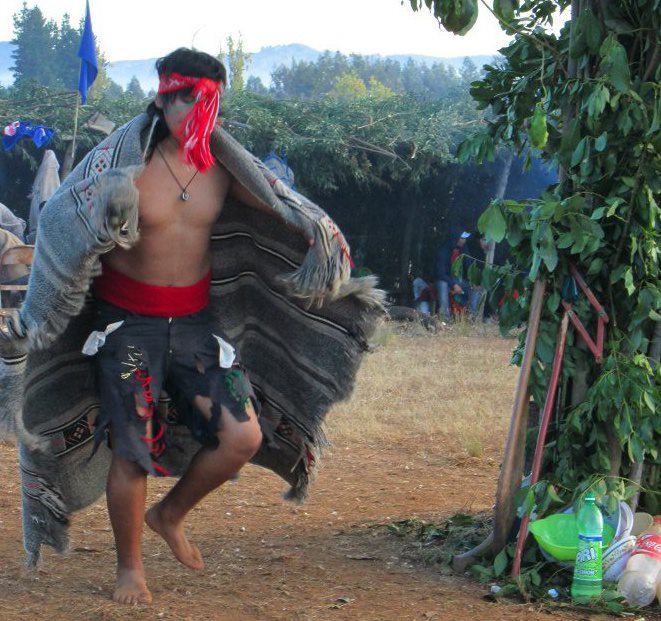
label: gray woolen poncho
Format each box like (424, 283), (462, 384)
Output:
(0, 114), (384, 566)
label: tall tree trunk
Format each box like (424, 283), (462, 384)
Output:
(564, 0), (591, 411)
(559, 0), (581, 187)
(485, 150), (513, 267)
(414, 209), (425, 278)
(399, 198), (422, 302)
(631, 321), (661, 511)
(479, 150), (514, 321)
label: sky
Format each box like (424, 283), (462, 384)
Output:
(0, 0), (515, 61)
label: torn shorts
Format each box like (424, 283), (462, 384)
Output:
(89, 299), (259, 476)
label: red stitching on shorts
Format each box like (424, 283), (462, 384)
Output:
(152, 462), (171, 477)
(133, 366), (170, 475)
(134, 368), (155, 418)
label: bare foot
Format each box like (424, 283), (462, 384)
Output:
(145, 505), (204, 571)
(113, 568), (152, 605)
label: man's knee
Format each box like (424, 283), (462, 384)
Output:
(220, 406), (262, 460)
(109, 450), (147, 480)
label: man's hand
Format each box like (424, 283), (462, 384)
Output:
(451, 284), (464, 295)
(90, 167), (141, 249)
(0, 312), (28, 358)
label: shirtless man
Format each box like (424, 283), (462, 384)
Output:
(90, 48), (274, 605)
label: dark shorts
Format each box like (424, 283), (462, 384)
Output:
(91, 299), (259, 476)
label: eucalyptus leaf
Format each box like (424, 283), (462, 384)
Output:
(600, 35), (631, 93)
(571, 137), (586, 167)
(595, 131), (607, 152)
(584, 10), (603, 53)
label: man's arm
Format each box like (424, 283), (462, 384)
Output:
(228, 177), (271, 213)
(228, 178), (314, 246)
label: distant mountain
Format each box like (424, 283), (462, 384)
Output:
(388, 53), (493, 70)
(102, 44), (326, 93)
(0, 41), (496, 90)
(106, 57), (160, 93)
(245, 44), (323, 86)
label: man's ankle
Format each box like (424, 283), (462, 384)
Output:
(117, 560), (145, 573)
(148, 501), (180, 525)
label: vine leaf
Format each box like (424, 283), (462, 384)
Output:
(493, 549), (508, 577)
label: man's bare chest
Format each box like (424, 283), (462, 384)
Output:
(135, 152), (231, 229)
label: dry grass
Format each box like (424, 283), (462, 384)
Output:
(326, 319), (519, 458)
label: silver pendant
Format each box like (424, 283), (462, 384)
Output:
(181, 191), (190, 201)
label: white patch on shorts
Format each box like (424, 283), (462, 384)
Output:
(212, 334), (236, 368)
(81, 320), (125, 356)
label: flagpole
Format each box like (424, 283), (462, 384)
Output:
(71, 95), (79, 158)
(62, 0), (96, 179)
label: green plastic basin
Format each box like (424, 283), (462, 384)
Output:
(528, 513), (615, 562)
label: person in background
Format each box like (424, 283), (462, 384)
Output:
(0, 227), (30, 308)
(434, 229), (471, 321)
(412, 276), (436, 315)
(464, 233), (489, 319)
(0, 202), (27, 241)
(27, 149), (61, 243)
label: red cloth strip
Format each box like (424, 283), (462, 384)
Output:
(94, 263), (211, 317)
(157, 72), (221, 172)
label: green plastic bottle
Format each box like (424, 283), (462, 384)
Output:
(571, 493), (603, 599)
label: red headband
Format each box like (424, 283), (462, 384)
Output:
(157, 72), (222, 172)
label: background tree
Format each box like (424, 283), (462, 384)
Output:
(269, 51), (471, 100)
(52, 13), (80, 91)
(90, 46), (117, 100)
(328, 73), (369, 100)
(245, 75), (268, 95)
(9, 5), (116, 101)
(10, 4), (57, 87)
(125, 75), (146, 100)
(218, 34), (252, 92)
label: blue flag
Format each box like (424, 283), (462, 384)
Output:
(77, 0), (98, 104)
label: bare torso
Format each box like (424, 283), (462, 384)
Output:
(102, 138), (231, 286)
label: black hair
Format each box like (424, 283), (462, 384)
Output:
(156, 47), (226, 90)
(144, 48), (226, 153)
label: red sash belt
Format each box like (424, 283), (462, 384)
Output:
(94, 264), (211, 317)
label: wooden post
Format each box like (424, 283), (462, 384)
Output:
(492, 279), (547, 553)
(452, 279), (546, 572)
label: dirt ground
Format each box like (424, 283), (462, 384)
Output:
(0, 326), (627, 621)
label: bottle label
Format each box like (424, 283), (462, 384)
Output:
(631, 534), (661, 562)
(574, 534), (603, 581)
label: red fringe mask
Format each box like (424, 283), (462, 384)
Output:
(157, 72), (222, 172)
